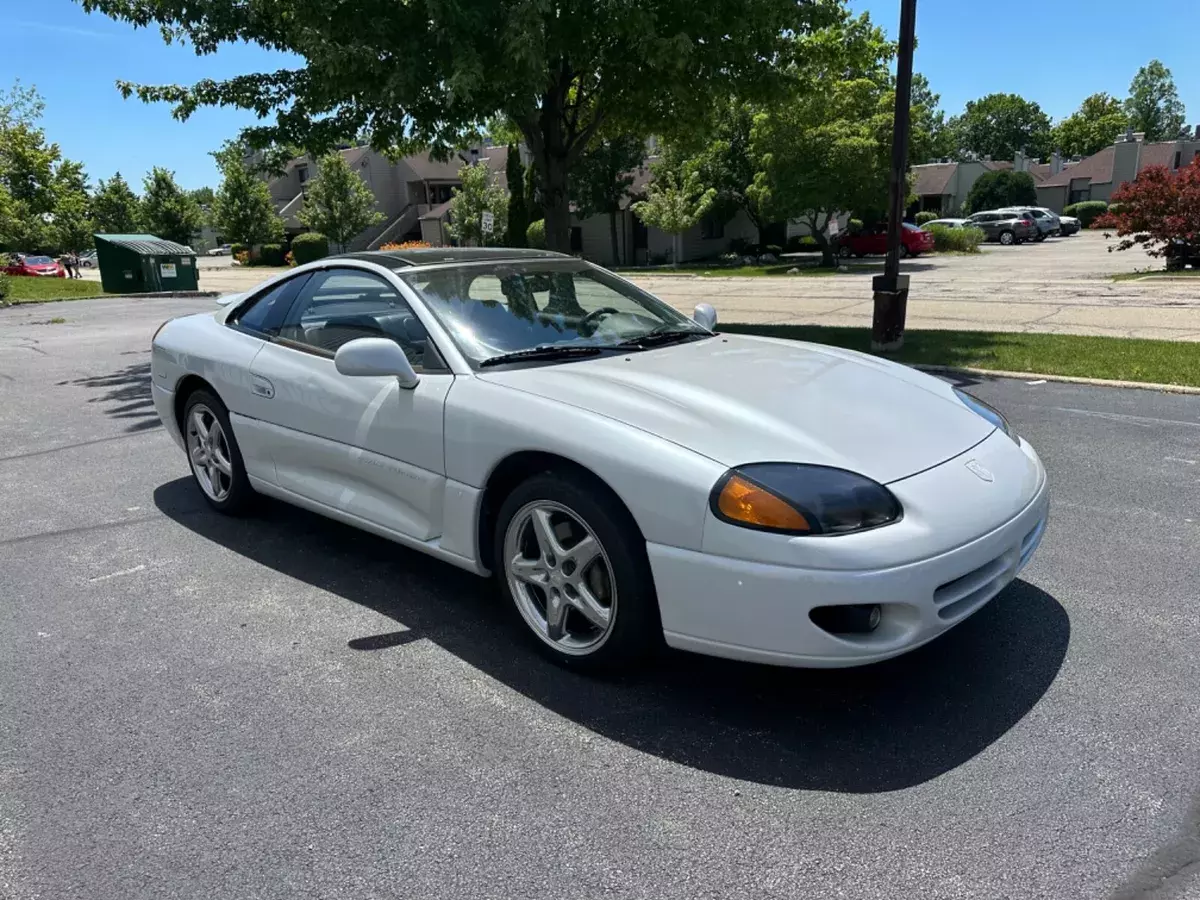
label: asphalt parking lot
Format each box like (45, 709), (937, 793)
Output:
(3, 296), (1200, 899)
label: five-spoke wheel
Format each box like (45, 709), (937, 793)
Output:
(183, 389), (253, 514)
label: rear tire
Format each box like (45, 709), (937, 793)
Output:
(182, 389), (255, 515)
(493, 471), (661, 672)
(838, 245), (853, 259)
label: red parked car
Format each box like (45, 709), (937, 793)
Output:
(2, 254), (66, 277)
(837, 222), (935, 259)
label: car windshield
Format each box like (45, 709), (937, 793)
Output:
(398, 259), (709, 366)
(25, 256), (53, 265)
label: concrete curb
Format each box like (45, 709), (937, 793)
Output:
(913, 364), (1200, 395)
(5, 290), (220, 307)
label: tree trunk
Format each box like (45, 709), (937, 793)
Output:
(540, 154), (572, 254)
(609, 210), (619, 266)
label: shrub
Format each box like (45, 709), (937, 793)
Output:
(291, 232), (330, 264)
(1101, 160), (1200, 257)
(379, 240), (431, 250)
(258, 243), (286, 267)
(1063, 200), (1109, 227)
(928, 224), (985, 253)
(966, 170), (1038, 213)
(0, 272), (11, 306)
(785, 235), (820, 253)
(848, 218), (864, 234)
(915, 211), (938, 226)
(526, 219), (546, 249)
(230, 243), (250, 258)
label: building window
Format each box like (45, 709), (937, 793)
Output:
(1174, 151), (1183, 169)
(1068, 187), (1090, 205)
(700, 214), (725, 240)
(297, 166), (308, 184)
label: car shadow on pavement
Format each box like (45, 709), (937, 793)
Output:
(66, 361), (159, 433)
(154, 478), (1069, 794)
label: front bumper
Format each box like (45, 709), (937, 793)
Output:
(649, 443), (1049, 668)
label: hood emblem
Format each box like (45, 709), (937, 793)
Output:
(965, 459), (994, 482)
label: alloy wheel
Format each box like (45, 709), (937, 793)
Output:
(186, 405), (234, 503)
(504, 500), (618, 655)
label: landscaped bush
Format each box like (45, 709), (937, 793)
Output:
(291, 232), (330, 264)
(230, 243), (250, 258)
(257, 243), (286, 266)
(1063, 201), (1109, 227)
(525, 219), (546, 249)
(915, 211), (938, 226)
(848, 218), (864, 234)
(928, 224), (985, 253)
(0, 272), (11, 306)
(785, 235), (820, 253)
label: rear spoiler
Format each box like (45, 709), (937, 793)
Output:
(215, 292), (244, 307)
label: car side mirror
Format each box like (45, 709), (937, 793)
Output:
(693, 302), (718, 331)
(334, 337), (420, 389)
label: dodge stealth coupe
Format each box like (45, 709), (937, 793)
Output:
(151, 248), (1048, 671)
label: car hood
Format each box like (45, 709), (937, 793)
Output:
(478, 334), (994, 484)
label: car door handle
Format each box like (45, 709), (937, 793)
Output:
(251, 375), (275, 399)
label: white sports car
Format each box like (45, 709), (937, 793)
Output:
(151, 248), (1048, 671)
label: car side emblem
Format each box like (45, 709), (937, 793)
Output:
(965, 459), (994, 482)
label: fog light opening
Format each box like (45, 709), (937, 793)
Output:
(809, 604), (882, 635)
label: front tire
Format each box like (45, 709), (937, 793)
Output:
(999, 230), (1015, 246)
(183, 389), (254, 514)
(493, 471), (660, 672)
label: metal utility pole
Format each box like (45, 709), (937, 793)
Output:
(871, 0), (918, 352)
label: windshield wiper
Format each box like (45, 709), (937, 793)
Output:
(614, 328), (710, 349)
(479, 345), (609, 368)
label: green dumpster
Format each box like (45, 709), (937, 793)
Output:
(94, 234), (199, 294)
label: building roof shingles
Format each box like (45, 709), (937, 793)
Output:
(911, 163), (957, 197)
(1038, 145), (1115, 188)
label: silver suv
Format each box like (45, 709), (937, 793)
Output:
(964, 211), (1039, 245)
(1001, 207), (1060, 241)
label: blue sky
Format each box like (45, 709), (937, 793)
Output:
(3, 0), (1198, 190)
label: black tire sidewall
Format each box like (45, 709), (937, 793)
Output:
(182, 389), (254, 514)
(492, 471), (661, 671)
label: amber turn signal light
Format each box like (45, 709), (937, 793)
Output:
(715, 474), (811, 532)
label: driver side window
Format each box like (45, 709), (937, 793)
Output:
(279, 268), (430, 369)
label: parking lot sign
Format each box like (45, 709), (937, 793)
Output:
(482, 211), (495, 235)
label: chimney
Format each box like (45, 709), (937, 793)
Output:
(1194, 124), (1200, 141)
(1123, 126), (1135, 143)
(1051, 151), (1063, 176)
(1014, 149), (1026, 171)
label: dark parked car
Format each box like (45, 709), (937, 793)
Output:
(838, 222), (935, 258)
(1165, 240), (1200, 270)
(963, 211), (1039, 246)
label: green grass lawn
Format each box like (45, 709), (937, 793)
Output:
(3, 278), (111, 303)
(722, 323), (1200, 388)
(1111, 269), (1200, 281)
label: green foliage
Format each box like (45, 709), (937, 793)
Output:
(848, 218), (864, 233)
(446, 161), (509, 247)
(230, 242), (250, 257)
(189, 186), (215, 208)
(291, 232), (329, 264)
(785, 234), (820, 252)
(927, 224), (984, 253)
(526, 219), (546, 249)
(1063, 201), (1109, 227)
(92, 172), (141, 234)
(257, 243), (286, 266)
(1053, 93), (1128, 159)
(910, 73), (954, 163)
(141, 167), (203, 246)
(966, 170), (1037, 213)
(504, 145), (528, 247)
(1124, 60), (1187, 142)
(632, 155), (716, 264)
(682, 98), (765, 238)
(746, 12), (913, 266)
(915, 211), (938, 225)
(82, 0), (844, 253)
(572, 134), (646, 264)
(948, 93), (1052, 161)
(211, 142), (284, 246)
(298, 152), (383, 252)
(0, 271), (10, 305)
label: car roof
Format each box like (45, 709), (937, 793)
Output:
(332, 248), (573, 269)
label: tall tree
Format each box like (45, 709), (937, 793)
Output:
(188, 186), (215, 208)
(1053, 93), (1129, 158)
(141, 167), (203, 246)
(632, 156), (715, 267)
(298, 151), (383, 252)
(92, 172), (141, 233)
(51, 159), (94, 253)
(0, 86), (61, 251)
(910, 73), (953, 162)
(446, 161), (509, 247)
(0, 80), (45, 133)
(747, 12), (907, 267)
(1124, 60), (1187, 142)
(965, 170), (1037, 213)
(504, 145), (529, 247)
(210, 143), (283, 245)
(80, 0), (843, 254)
(947, 93), (1052, 161)
(680, 99), (769, 244)
(572, 135), (646, 264)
